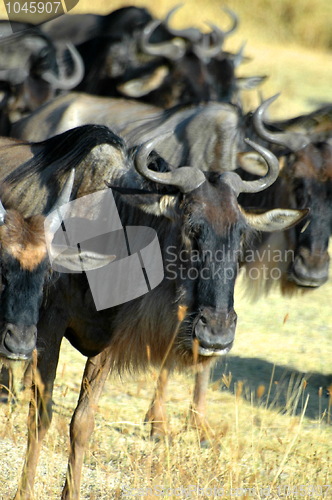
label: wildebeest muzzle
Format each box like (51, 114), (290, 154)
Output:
(0, 323), (37, 360)
(193, 307), (237, 356)
(289, 248), (330, 288)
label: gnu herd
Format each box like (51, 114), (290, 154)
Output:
(0, 5), (331, 500)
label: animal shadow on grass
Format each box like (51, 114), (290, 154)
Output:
(212, 355), (332, 421)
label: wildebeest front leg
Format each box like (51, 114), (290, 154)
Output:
(145, 368), (169, 439)
(61, 348), (113, 500)
(189, 360), (214, 443)
(15, 345), (62, 500)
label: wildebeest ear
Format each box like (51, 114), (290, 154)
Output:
(115, 191), (178, 219)
(106, 183), (179, 219)
(242, 208), (309, 232)
(53, 248), (116, 272)
(237, 151), (269, 175)
(117, 66), (169, 97)
(235, 75), (268, 90)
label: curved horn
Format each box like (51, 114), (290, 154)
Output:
(232, 41), (247, 68)
(46, 169), (75, 234)
(135, 136), (206, 193)
(50, 168), (75, 213)
(163, 4), (202, 42)
(220, 138), (280, 195)
(221, 7), (239, 36)
(0, 200), (7, 226)
(253, 94), (311, 152)
(193, 23), (225, 59)
(42, 43), (84, 90)
(140, 20), (186, 60)
(164, 5), (236, 58)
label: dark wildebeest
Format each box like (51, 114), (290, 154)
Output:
(40, 5), (262, 106)
(0, 170), (116, 361)
(0, 21), (83, 125)
(180, 99), (332, 441)
(239, 97), (332, 295)
(40, 5), (159, 98)
(125, 8), (260, 107)
(0, 127), (128, 361)
(0, 124), (306, 498)
(121, 96), (332, 439)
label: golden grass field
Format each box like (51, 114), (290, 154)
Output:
(0, 1), (332, 499)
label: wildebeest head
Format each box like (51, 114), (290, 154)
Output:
(0, 171), (74, 360)
(119, 136), (307, 361)
(282, 142), (332, 288)
(117, 7), (261, 107)
(0, 171), (115, 361)
(0, 205), (48, 360)
(0, 22), (84, 116)
(254, 96), (332, 289)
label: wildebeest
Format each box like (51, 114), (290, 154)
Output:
(11, 92), (162, 142)
(133, 96), (332, 439)
(11, 92), (267, 175)
(39, 5), (263, 106)
(239, 97), (332, 296)
(126, 8), (259, 107)
(0, 170), (116, 361)
(271, 103), (332, 135)
(40, 6), (159, 98)
(0, 173), (72, 360)
(0, 123), (306, 498)
(180, 99), (332, 442)
(0, 125), (154, 354)
(0, 21), (84, 125)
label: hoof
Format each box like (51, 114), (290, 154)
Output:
(148, 430), (173, 445)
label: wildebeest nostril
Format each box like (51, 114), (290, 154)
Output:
(3, 325), (37, 357)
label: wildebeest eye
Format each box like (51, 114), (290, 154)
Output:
(43, 267), (54, 284)
(189, 224), (202, 241)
